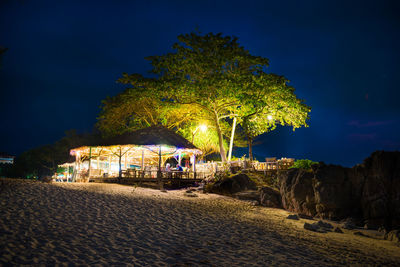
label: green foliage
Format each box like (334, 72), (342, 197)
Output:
(99, 32), (311, 162)
(177, 121), (228, 157)
(57, 167), (67, 173)
(290, 159), (318, 170)
(97, 87), (197, 136)
(236, 73), (311, 160)
(9, 130), (94, 179)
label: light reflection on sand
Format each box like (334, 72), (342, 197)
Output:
(0, 179), (399, 266)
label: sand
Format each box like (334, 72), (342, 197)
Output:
(0, 178), (399, 266)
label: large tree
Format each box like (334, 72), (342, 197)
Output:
(119, 32), (271, 162)
(104, 32), (310, 162)
(97, 80), (225, 156)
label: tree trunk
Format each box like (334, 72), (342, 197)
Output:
(214, 112), (227, 162)
(228, 117), (237, 162)
(248, 137), (253, 161)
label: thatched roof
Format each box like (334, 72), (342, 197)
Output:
(90, 125), (197, 149)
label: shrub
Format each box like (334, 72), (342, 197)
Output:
(290, 159), (318, 170)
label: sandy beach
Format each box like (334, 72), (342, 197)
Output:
(1, 178), (399, 266)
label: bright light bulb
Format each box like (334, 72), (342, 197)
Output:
(199, 124), (207, 132)
(267, 115), (273, 120)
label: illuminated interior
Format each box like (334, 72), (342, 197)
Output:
(69, 144), (202, 179)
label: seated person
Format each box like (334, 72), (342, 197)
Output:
(165, 163), (171, 171)
(176, 164), (183, 171)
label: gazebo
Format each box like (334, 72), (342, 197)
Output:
(69, 125), (202, 182)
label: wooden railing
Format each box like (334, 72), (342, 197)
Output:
(121, 169), (207, 180)
(76, 158), (295, 183)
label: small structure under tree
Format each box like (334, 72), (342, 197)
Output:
(69, 126), (202, 182)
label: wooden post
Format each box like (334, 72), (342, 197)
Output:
(178, 150), (182, 166)
(67, 165), (70, 182)
(158, 145), (162, 171)
(141, 149), (145, 178)
(88, 147), (92, 179)
(141, 149), (145, 169)
(124, 152), (127, 170)
(192, 154), (196, 179)
(108, 155), (111, 177)
(158, 145), (163, 190)
(72, 154), (78, 182)
(118, 147), (122, 180)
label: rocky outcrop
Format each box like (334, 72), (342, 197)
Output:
(279, 151), (400, 230)
(207, 173), (257, 195)
(259, 186), (282, 208)
(360, 151), (400, 229)
(233, 190), (260, 201)
(385, 230), (400, 242)
(280, 169), (316, 217)
(312, 164), (361, 220)
(303, 220), (334, 233)
(207, 174), (281, 208)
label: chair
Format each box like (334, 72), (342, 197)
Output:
(279, 158), (295, 169)
(265, 157), (277, 170)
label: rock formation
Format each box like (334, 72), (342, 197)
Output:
(259, 186), (282, 208)
(207, 173), (257, 195)
(279, 151), (400, 230)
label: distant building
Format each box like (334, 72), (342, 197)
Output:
(0, 153), (15, 164)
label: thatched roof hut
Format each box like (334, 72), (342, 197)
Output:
(94, 125), (197, 149)
(69, 126), (202, 180)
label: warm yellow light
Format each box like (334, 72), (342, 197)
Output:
(199, 124), (207, 132)
(267, 115), (273, 121)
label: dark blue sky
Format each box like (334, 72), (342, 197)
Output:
(1, 0), (399, 166)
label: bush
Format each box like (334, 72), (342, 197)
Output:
(290, 159), (318, 170)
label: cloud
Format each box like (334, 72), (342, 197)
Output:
(347, 120), (394, 128)
(348, 133), (377, 141)
(380, 140), (400, 149)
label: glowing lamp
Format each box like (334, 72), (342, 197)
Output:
(199, 124), (207, 132)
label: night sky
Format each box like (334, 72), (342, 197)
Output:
(1, 0), (399, 167)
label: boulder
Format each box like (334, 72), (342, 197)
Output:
(259, 186), (282, 208)
(360, 151), (400, 229)
(287, 214), (299, 220)
(312, 163), (358, 220)
(303, 221), (333, 233)
(234, 190), (260, 201)
(334, 227), (343, 233)
(303, 222), (328, 233)
(304, 222), (319, 232)
(298, 214), (314, 220)
(384, 230), (400, 242)
(278, 151), (400, 230)
(316, 220), (333, 230)
(208, 173), (257, 195)
(279, 169), (316, 216)
(184, 192), (198, 197)
(341, 218), (357, 230)
(353, 231), (365, 236)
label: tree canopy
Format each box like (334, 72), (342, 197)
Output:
(98, 32), (310, 162)
(237, 73), (310, 160)
(4, 130), (94, 179)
